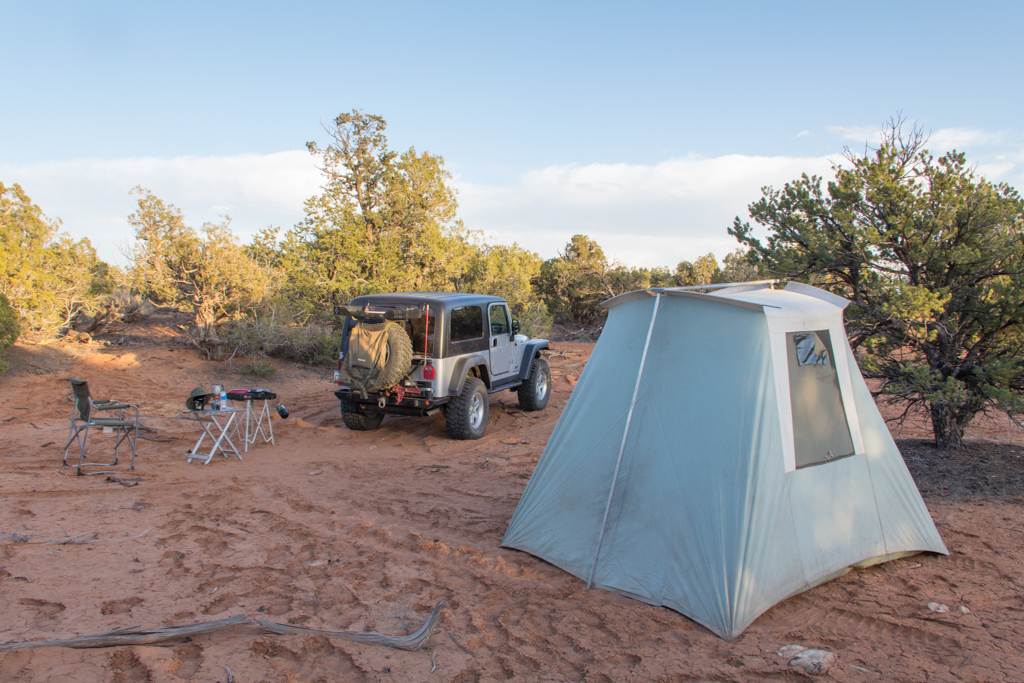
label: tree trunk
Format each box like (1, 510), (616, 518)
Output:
(930, 404), (966, 450)
(193, 304), (227, 360)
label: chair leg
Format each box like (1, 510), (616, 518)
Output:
(112, 423), (139, 472)
(64, 424), (92, 470)
(76, 425), (123, 476)
(63, 421), (85, 468)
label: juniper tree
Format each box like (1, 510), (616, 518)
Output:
(730, 119), (1024, 450)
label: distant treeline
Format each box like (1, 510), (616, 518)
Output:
(0, 111), (758, 366)
(6, 112), (1024, 452)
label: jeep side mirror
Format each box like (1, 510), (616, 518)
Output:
(512, 319), (521, 334)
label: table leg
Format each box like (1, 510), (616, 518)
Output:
(247, 400), (275, 446)
(209, 412), (242, 462)
(187, 419), (218, 465)
(263, 400), (275, 445)
(245, 400), (254, 452)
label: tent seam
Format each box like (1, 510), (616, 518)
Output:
(587, 292), (662, 588)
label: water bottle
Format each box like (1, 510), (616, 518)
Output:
(220, 389), (228, 411)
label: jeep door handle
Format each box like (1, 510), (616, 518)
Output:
(492, 338), (497, 347)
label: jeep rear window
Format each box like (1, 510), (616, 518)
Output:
(410, 313), (435, 357)
(450, 306), (484, 342)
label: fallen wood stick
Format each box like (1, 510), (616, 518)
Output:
(106, 476), (141, 487)
(415, 465), (450, 473)
(139, 434), (177, 442)
(47, 532), (89, 545)
(0, 615), (250, 651)
(256, 599), (447, 651)
(0, 600), (448, 653)
(497, 401), (537, 419)
(448, 630), (472, 655)
(46, 529), (150, 545)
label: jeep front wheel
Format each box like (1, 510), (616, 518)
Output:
(341, 401), (385, 431)
(446, 377), (489, 440)
(517, 358), (550, 411)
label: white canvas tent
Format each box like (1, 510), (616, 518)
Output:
(501, 282), (947, 640)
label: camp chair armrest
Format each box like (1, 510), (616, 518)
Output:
(96, 403), (133, 411)
(92, 399), (115, 404)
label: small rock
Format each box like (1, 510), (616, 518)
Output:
(958, 606), (971, 614)
(928, 602), (949, 613)
(777, 644), (808, 658)
(789, 648), (837, 675)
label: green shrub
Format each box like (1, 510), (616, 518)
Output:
(220, 319), (343, 367)
(0, 293), (19, 375)
(240, 360), (277, 379)
(518, 301), (553, 339)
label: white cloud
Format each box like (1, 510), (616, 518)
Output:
(929, 127), (996, 151)
(793, 130), (811, 139)
(0, 151), (322, 265)
(456, 154), (837, 267)
(826, 125), (881, 143)
(6, 142), (1017, 274)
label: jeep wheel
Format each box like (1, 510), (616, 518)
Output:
(446, 377), (489, 440)
(341, 400), (385, 431)
(517, 358), (550, 411)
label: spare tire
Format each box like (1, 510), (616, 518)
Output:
(376, 322), (414, 389)
(341, 320), (414, 392)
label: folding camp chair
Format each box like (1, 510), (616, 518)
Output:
(62, 378), (139, 476)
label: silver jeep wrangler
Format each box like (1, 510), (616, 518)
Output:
(333, 293), (551, 439)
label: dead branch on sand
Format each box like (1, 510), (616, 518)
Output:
(46, 529), (150, 545)
(139, 433), (177, 442)
(0, 600), (448, 653)
(497, 400), (537, 419)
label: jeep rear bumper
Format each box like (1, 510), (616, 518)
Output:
(335, 389), (448, 416)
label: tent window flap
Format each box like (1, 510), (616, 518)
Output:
(787, 330), (855, 468)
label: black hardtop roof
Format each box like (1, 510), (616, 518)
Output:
(347, 292), (505, 312)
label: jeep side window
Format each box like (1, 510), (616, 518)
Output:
(489, 304), (510, 336)
(450, 306), (484, 342)
(409, 313), (435, 356)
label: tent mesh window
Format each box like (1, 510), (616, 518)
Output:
(787, 330), (855, 468)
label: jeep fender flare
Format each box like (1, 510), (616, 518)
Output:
(449, 357), (491, 396)
(517, 341), (550, 381)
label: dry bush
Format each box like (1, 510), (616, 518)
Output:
(74, 288), (157, 334)
(220, 319), (342, 367)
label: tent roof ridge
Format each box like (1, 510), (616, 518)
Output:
(601, 281), (848, 313)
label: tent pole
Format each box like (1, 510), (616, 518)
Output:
(587, 292), (662, 588)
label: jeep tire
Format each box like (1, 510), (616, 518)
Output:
(445, 377), (489, 440)
(376, 322), (414, 389)
(341, 400), (385, 431)
(517, 358), (550, 411)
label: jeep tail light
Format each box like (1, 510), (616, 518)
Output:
(423, 364), (436, 380)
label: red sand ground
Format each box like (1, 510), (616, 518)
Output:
(0, 317), (1022, 682)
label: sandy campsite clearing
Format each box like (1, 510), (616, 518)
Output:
(1, 314), (1022, 682)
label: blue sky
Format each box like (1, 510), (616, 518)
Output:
(2, 1), (1022, 267)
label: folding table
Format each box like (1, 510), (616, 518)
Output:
(226, 390), (277, 452)
(183, 407), (244, 465)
